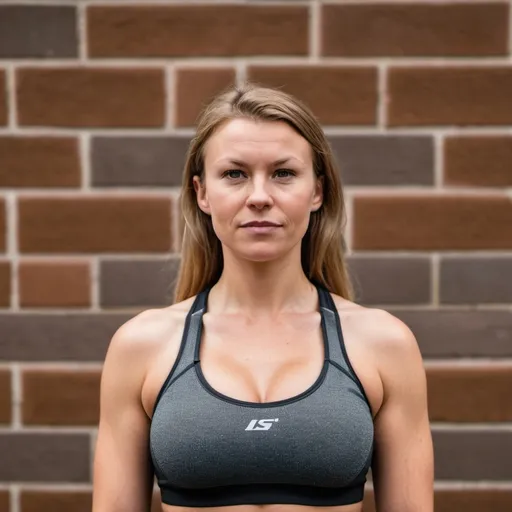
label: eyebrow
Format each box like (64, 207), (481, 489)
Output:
(224, 157), (295, 167)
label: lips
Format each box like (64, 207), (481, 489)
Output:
(240, 221), (282, 227)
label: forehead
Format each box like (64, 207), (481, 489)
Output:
(204, 118), (312, 165)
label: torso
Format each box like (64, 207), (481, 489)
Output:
(140, 291), (385, 512)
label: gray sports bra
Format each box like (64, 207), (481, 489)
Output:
(150, 282), (374, 507)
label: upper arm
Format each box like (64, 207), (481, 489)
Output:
(371, 314), (434, 512)
(92, 315), (156, 512)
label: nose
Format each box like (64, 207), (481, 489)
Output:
(246, 176), (274, 210)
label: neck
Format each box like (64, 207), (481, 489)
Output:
(209, 247), (317, 318)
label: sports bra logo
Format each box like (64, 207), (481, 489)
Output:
(245, 418), (279, 431)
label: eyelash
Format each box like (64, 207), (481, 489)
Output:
(222, 169), (296, 180)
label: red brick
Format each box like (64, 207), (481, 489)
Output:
(0, 70), (6, 125)
(248, 66), (377, 126)
(18, 197), (172, 254)
(0, 261), (10, 307)
(427, 366), (512, 422)
(87, 5), (308, 57)
(19, 261), (90, 308)
(445, 136), (512, 187)
(0, 369), (11, 424)
(21, 491), (91, 512)
(0, 137), (80, 188)
(0, 491), (8, 512)
(388, 67), (512, 126)
(175, 67), (236, 127)
(322, 3), (508, 57)
(17, 67), (165, 128)
(353, 195), (512, 250)
(0, 199), (6, 252)
(22, 369), (100, 426)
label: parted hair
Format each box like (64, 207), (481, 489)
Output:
(172, 83), (353, 303)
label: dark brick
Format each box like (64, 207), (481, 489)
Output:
(353, 195), (512, 250)
(21, 491), (91, 512)
(391, 310), (512, 358)
(444, 136), (512, 187)
(388, 67), (512, 126)
(175, 68), (236, 127)
(0, 433), (90, 482)
(322, 3), (508, 57)
(248, 66), (377, 126)
(329, 136), (434, 186)
(433, 429), (512, 480)
(0, 261), (10, 307)
(0, 369), (11, 424)
(92, 137), (190, 187)
(0, 70), (7, 126)
(17, 68), (165, 128)
(23, 370), (100, 426)
(0, 6), (77, 58)
(428, 366), (512, 422)
(18, 197), (172, 254)
(100, 259), (180, 308)
(19, 261), (90, 308)
(0, 137), (80, 188)
(87, 5), (308, 57)
(0, 314), (131, 361)
(347, 256), (431, 305)
(440, 257), (512, 304)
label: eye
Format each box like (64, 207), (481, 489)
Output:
(222, 169), (246, 180)
(274, 169), (295, 179)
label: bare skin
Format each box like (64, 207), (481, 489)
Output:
(92, 118), (433, 512)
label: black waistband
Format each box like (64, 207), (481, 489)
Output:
(161, 481), (365, 508)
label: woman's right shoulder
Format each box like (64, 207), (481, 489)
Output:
(105, 294), (199, 370)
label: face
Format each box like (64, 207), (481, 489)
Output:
(193, 118), (323, 262)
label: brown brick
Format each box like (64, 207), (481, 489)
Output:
(0, 261), (10, 307)
(440, 257), (512, 304)
(0, 433), (90, 481)
(22, 369), (100, 426)
(0, 314), (131, 362)
(435, 489), (512, 512)
(444, 136), (512, 187)
(433, 430), (512, 480)
(330, 135), (434, 186)
(0, 199), (6, 252)
(428, 366), (512, 422)
(0, 491), (8, 512)
(88, 5), (308, 57)
(17, 67), (165, 128)
(347, 256), (430, 305)
(388, 67), (512, 126)
(248, 66), (377, 126)
(391, 310), (512, 358)
(100, 258), (179, 308)
(92, 136), (190, 187)
(175, 68), (236, 127)
(0, 137), (80, 188)
(18, 197), (172, 253)
(0, 70), (6, 125)
(0, 369), (11, 424)
(0, 6), (77, 58)
(21, 491), (91, 512)
(322, 3), (508, 57)
(353, 195), (512, 250)
(19, 261), (90, 308)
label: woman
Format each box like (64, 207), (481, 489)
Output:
(92, 84), (433, 512)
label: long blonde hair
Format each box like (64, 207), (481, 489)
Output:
(173, 83), (353, 303)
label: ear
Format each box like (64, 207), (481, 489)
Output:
(311, 175), (324, 212)
(193, 175), (211, 215)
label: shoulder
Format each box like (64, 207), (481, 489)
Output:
(105, 295), (198, 376)
(329, 293), (423, 380)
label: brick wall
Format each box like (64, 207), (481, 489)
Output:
(0, 1), (511, 511)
